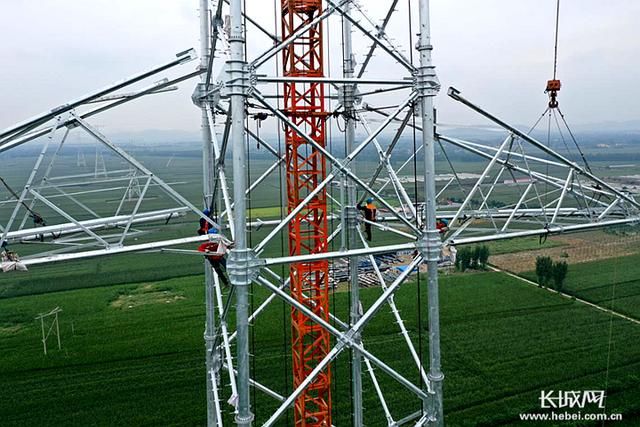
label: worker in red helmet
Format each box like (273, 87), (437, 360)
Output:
(357, 197), (377, 241)
(197, 230), (233, 287)
(197, 208), (212, 235)
(436, 218), (449, 234)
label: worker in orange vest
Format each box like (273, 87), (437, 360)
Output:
(357, 197), (377, 241)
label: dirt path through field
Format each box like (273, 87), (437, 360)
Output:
(491, 232), (640, 273)
(489, 266), (640, 325)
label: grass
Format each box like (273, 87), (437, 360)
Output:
(1, 268), (639, 425)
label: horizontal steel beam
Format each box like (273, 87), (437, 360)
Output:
(256, 76), (412, 85)
(449, 216), (640, 246)
(19, 234), (209, 266)
(0, 50), (197, 142)
(5, 208), (188, 242)
(0, 70), (203, 153)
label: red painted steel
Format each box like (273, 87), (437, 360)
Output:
(281, 0), (332, 425)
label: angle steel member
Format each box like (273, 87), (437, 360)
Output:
(0, 49), (197, 144)
(280, 0), (332, 425)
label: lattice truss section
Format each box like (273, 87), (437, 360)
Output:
(281, 0), (332, 425)
(0, 50), (222, 265)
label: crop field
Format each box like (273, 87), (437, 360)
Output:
(521, 252), (640, 321)
(2, 148), (640, 425)
(1, 265), (639, 426)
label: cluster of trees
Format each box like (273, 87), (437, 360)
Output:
(535, 256), (569, 290)
(446, 197), (506, 209)
(456, 245), (490, 272)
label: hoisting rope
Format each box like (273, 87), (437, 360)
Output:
(545, 0), (562, 109)
(552, 0), (561, 82)
(0, 176), (45, 224)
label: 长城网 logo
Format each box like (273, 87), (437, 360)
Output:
(539, 390), (606, 409)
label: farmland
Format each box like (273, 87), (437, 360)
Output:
(1, 265), (639, 425)
(2, 148), (640, 425)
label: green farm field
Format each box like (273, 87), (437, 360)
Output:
(521, 252), (640, 321)
(2, 145), (640, 426)
(1, 267), (639, 426)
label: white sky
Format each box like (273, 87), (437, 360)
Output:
(1, 0), (639, 134)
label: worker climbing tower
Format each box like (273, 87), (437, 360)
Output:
(280, 0), (331, 425)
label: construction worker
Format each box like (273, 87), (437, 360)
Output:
(197, 229), (233, 287)
(31, 212), (46, 242)
(357, 197), (377, 242)
(436, 218), (449, 234)
(1, 246), (27, 272)
(197, 208), (211, 235)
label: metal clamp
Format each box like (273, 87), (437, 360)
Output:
(416, 230), (442, 262)
(225, 61), (250, 97)
(227, 248), (263, 286)
(414, 65), (440, 97)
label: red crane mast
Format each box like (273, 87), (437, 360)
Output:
(281, 0), (332, 425)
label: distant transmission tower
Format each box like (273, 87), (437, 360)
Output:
(35, 307), (62, 355)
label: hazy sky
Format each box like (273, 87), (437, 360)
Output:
(1, 0), (639, 135)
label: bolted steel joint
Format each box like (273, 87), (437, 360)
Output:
(227, 248), (263, 287)
(416, 230), (442, 262)
(427, 371), (445, 382)
(225, 60), (250, 97)
(234, 413), (255, 426)
(191, 82), (207, 107)
(414, 65), (441, 98)
(337, 85), (361, 111)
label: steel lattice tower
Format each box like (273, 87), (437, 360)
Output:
(3, 1), (640, 426)
(281, 0), (332, 425)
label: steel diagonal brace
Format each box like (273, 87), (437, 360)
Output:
(0, 49), (197, 142)
(356, 228), (430, 389)
(222, 0), (278, 43)
(29, 190), (110, 247)
(447, 87), (640, 210)
(204, 0), (225, 93)
(326, 0), (416, 73)
(262, 256), (428, 427)
(205, 107), (235, 237)
(356, 0), (401, 79)
(72, 115), (222, 232)
(359, 109), (413, 205)
(358, 111), (417, 220)
(251, 90), (420, 253)
(250, 0), (352, 69)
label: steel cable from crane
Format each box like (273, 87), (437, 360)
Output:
(272, 1), (290, 424)
(552, 0), (561, 81)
